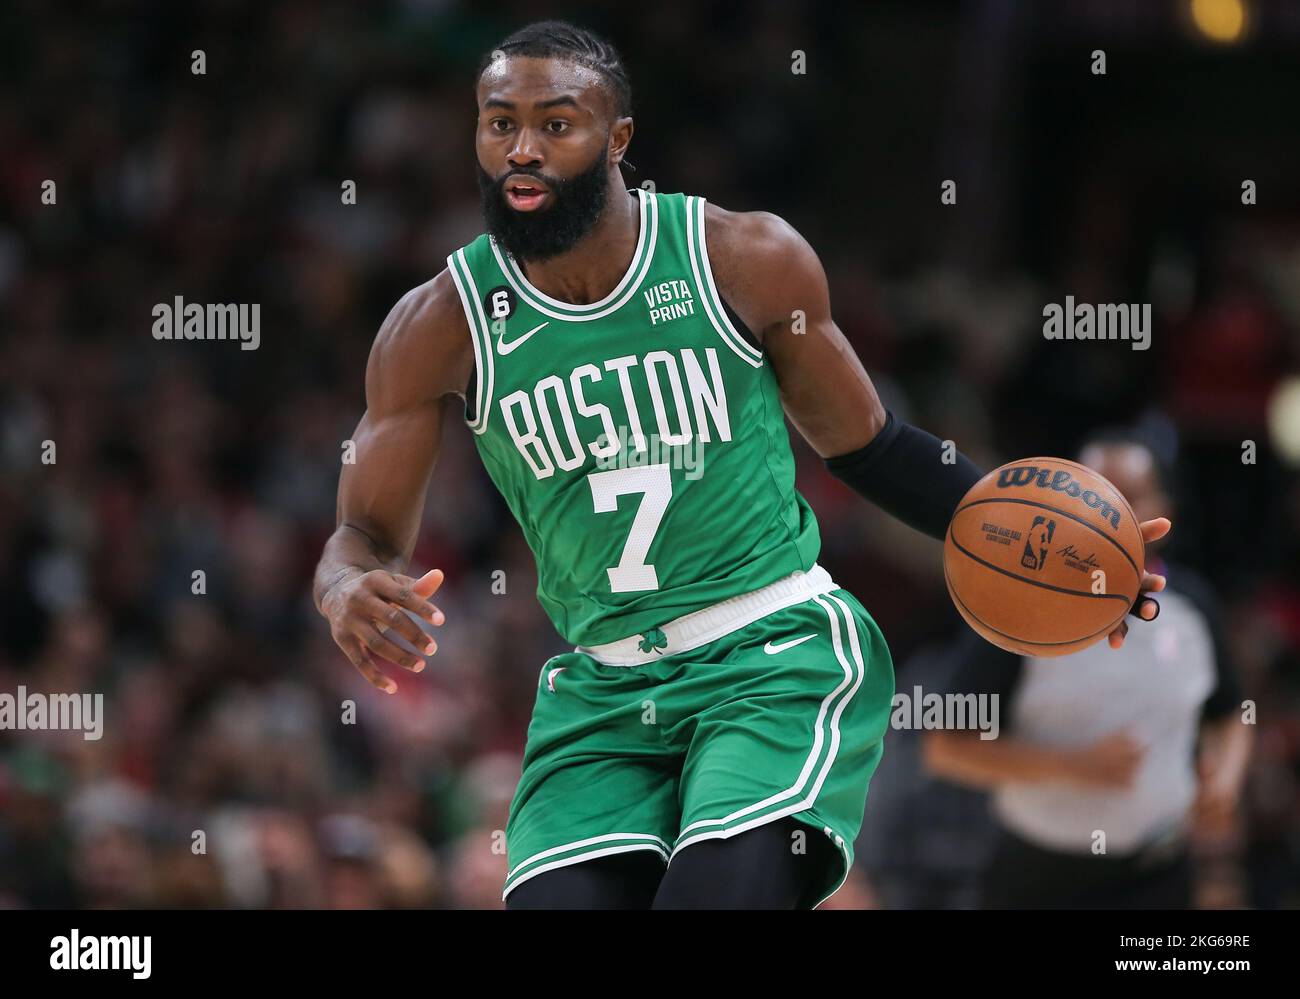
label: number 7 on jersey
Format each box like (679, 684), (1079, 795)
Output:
(588, 463), (672, 593)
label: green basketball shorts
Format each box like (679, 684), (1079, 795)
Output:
(502, 564), (896, 907)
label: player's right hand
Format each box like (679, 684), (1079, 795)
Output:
(1107, 517), (1171, 649)
(1061, 730), (1146, 789)
(321, 568), (446, 693)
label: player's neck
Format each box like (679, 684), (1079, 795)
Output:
(517, 187), (640, 306)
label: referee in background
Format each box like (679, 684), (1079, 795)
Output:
(924, 429), (1253, 908)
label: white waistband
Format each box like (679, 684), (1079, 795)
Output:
(575, 564), (838, 667)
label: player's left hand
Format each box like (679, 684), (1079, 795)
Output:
(1107, 517), (1171, 649)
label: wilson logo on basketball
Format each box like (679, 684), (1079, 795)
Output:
(995, 466), (1122, 529)
(1020, 516), (1056, 571)
(945, 458), (1144, 658)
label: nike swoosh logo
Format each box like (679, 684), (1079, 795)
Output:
(764, 634), (817, 655)
(497, 321), (548, 355)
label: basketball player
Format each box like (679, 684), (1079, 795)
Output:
(312, 21), (1168, 909)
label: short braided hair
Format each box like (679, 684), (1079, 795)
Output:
(478, 20), (632, 121)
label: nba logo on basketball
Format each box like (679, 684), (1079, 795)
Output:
(945, 458), (1144, 656)
(1020, 516), (1056, 571)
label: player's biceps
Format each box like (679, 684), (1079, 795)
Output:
(806, 324), (885, 420)
(775, 341), (871, 444)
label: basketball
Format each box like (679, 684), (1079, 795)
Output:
(944, 457), (1145, 657)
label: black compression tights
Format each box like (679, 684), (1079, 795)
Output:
(505, 817), (837, 910)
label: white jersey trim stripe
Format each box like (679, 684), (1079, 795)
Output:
(448, 248), (495, 435)
(693, 195), (763, 362)
(505, 830), (671, 880)
(501, 832), (670, 894)
(490, 188), (658, 322)
(502, 841), (669, 900)
(445, 251), (491, 433)
(685, 196), (763, 367)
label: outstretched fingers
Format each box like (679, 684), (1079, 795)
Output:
(340, 637), (397, 694)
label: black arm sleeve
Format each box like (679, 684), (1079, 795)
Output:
(824, 409), (985, 541)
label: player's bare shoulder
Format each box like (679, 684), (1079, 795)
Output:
(365, 268), (476, 412)
(701, 202), (827, 344)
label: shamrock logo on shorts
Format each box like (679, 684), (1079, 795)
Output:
(637, 628), (668, 654)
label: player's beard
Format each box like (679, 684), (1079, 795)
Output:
(477, 147), (611, 263)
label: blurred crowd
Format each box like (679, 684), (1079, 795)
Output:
(1, 0), (1298, 908)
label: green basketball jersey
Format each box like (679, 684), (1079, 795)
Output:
(445, 188), (821, 646)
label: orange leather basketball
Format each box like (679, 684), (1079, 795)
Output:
(944, 457), (1144, 657)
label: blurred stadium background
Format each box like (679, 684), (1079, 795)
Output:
(1, 0), (1298, 908)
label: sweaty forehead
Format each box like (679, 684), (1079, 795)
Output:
(478, 55), (608, 115)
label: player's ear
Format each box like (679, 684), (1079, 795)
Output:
(608, 116), (634, 165)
